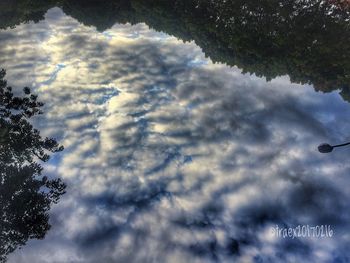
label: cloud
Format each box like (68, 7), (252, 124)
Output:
(2, 7), (350, 263)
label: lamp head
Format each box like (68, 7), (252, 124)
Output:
(318, 143), (334, 153)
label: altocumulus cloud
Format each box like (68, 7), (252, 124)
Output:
(1, 7), (350, 263)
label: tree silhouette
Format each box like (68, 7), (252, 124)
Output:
(128, 0), (350, 98)
(0, 0), (57, 29)
(0, 69), (66, 263)
(0, 0), (349, 102)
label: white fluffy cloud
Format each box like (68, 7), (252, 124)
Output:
(2, 7), (350, 263)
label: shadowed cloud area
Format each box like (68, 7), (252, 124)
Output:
(0, 2), (350, 263)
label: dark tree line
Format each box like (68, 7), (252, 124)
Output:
(128, 0), (350, 99)
(0, 69), (66, 262)
(1, 0), (349, 101)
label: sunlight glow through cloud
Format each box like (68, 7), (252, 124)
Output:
(1, 7), (350, 263)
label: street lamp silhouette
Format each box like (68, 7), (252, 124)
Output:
(318, 142), (350, 153)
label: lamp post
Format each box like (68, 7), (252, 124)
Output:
(318, 142), (350, 153)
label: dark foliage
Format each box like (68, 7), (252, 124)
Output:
(0, 69), (66, 263)
(1, 0), (349, 101)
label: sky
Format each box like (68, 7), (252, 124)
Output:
(1, 7), (350, 263)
